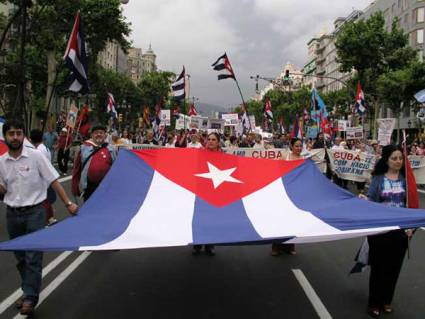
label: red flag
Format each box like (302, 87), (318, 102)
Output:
(405, 159), (419, 209)
(188, 103), (198, 116)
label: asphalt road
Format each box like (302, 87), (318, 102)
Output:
(0, 180), (425, 319)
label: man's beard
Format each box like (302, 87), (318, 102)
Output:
(5, 139), (23, 151)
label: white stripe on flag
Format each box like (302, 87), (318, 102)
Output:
(81, 172), (196, 250)
(242, 178), (338, 238)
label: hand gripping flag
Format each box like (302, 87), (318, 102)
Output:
(63, 11), (89, 94)
(3, 149), (425, 251)
(172, 67), (186, 101)
(211, 53), (235, 80)
(354, 81), (366, 114)
(106, 93), (118, 118)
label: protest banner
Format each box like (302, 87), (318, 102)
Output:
(327, 149), (375, 182)
(160, 110), (171, 126)
(377, 118), (395, 146)
(249, 115), (256, 129)
(346, 126), (363, 140)
(221, 113), (239, 126)
(66, 105), (79, 129)
(175, 114), (191, 130)
(337, 120), (349, 132)
(307, 126), (319, 139)
(408, 155), (425, 184)
(208, 119), (225, 130)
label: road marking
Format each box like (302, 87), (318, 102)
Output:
(0, 174), (73, 315)
(13, 252), (91, 319)
(0, 251), (73, 315)
(292, 269), (332, 319)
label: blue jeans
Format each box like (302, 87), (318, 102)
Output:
(6, 204), (45, 304)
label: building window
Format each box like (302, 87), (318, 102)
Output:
(417, 29), (424, 44)
(419, 49), (424, 62)
(416, 7), (425, 23)
(404, 13), (409, 24)
(398, 0), (401, 8)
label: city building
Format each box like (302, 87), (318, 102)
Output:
(256, 62), (303, 100)
(302, 10), (363, 93)
(127, 45), (157, 84)
(97, 41), (128, 75)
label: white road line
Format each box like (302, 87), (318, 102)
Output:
(13, 252), (91, 319)
(292, 269), (332, 319)
(0, 251), (73, 315)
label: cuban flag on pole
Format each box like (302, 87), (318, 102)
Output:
(211, 53), (235, 80)
(188, 103), (198, 116)
(354, 81), (366, 114)
(2, 149), (425, 252)
(63, 11), (89, 94)
(264, 97), (273, 121)
(172, 67), (186, 101)
(106, 93), (118, 119)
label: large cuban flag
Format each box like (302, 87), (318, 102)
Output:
(2, 149), (425, 251)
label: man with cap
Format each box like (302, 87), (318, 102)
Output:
(72, 124), (117, 201)
(56, 127), (73, 175)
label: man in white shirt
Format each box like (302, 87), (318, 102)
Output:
(0, 119), (78, 316)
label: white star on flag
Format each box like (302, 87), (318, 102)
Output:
(195, 162), (243, 189)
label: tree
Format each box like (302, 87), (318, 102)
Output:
(137, 71), (175, 109)
(336, 12), (419, 137)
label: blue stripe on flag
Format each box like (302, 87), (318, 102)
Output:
(0, 150), (155, 251)
(192, 197), (262, 245)
(283, 160), (425, 230)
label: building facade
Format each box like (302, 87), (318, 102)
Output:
(127, 45), (157, 84)
(303, 10), (362, 93)
(97, 41), (128, 75)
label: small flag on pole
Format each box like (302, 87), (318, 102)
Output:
(106, 93), (118, 118)
(63, 11), (89, 93)
(172, 67), (186, 101)
(264, 97), (273, 121)
(354, 81), (366, 114)
(211, 53), (235, 80)
(188, 103), (198, 116)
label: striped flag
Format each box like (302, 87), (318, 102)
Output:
(172, 67), (186, 101)
(188, 103), (198, 116)
(106, 93), (118, 118)
(211, 53), (235, 80)
(63, 11), (89, 93)
(264, 97), (273, 121)
(291, 115), (302, 139)
(354, 81), (366, 114)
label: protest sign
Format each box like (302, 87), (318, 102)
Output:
(221, 113), (239, 126)
(160, 110), (171, 126)
(408, 155), (425, 184)
(307, 126), (319, 139)
(377, 118), (395, 146)
(327, 149), (375, 182)
(249, 115), (256, 129)
(338, 120), (349, 132)
(66, 105), (79, 129)
(175, 114), (190, 130)
(346, 126), (363, 140)
(208, 119), (225, 130)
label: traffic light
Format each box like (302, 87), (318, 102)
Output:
(284, 70), (290, 80)
(118, 113), (123, 122)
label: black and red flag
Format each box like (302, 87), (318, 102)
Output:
(63, 11), (89, 93)
(211, 53), (235, 80)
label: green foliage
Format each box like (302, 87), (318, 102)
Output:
(137, 71), (175, 108)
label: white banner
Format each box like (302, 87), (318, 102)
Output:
(160, 110), (171, 126)
(221, 113), (239, 126)
(327, 149), (375, 182)
(338, 120), (349, 132)
(409, 155), (425, 184)
(377, 118), (395, 146)
(346, 126), (363, 140)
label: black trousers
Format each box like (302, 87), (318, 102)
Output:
(57, 148), (70, 174)
(367, 230), (408, 308)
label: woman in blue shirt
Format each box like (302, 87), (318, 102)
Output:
(365, 145), (412, 317)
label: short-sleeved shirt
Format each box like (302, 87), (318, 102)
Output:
(0, 147), (60, 207)
(380, 176), (406, 208)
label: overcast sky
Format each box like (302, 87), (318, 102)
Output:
(122, 0), (371, 108)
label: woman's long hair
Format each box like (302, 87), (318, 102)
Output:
(372, 144), (405, 177)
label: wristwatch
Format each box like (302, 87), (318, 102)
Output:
(65, 201), (73, 207)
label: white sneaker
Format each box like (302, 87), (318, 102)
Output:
(47, 217), (58, 226)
